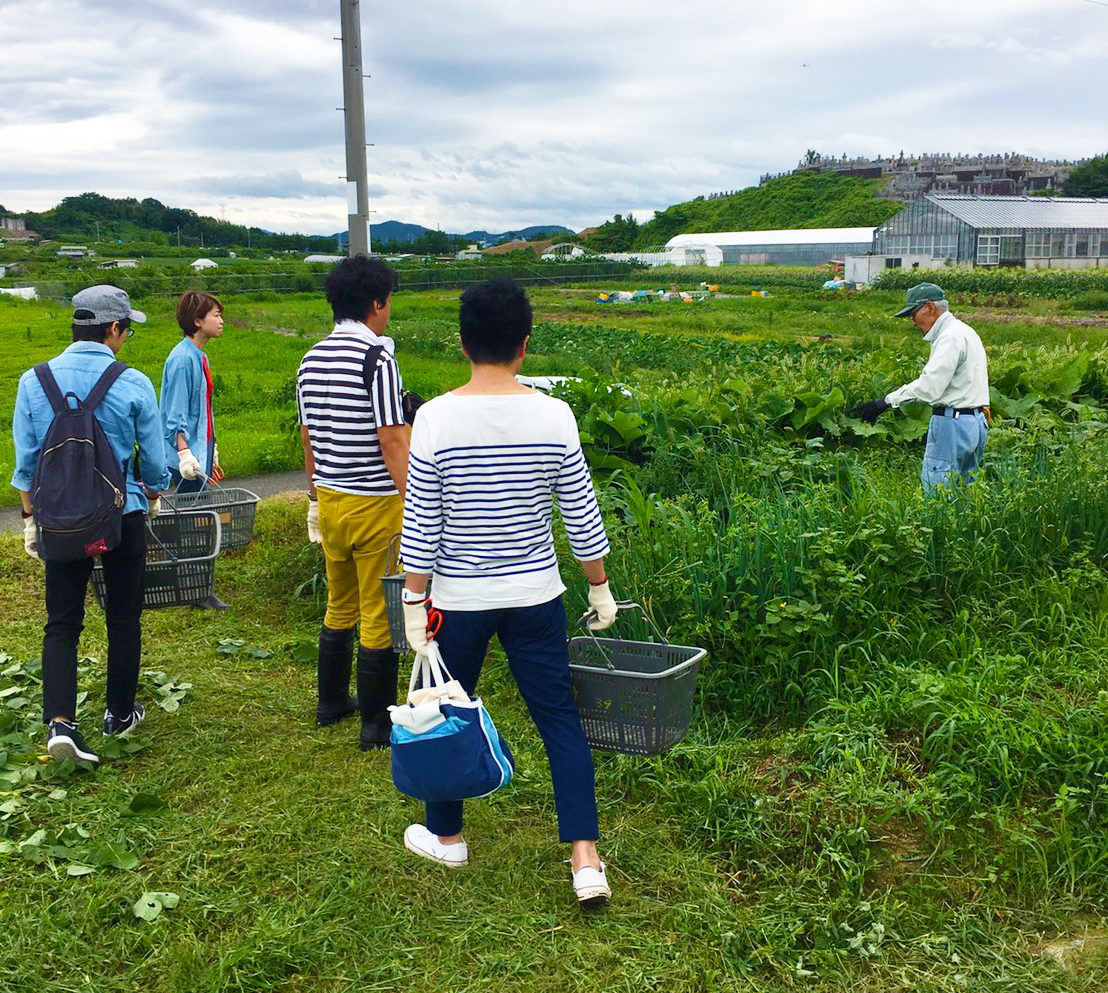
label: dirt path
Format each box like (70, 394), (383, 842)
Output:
(0, 470), (305, 535)
(965, 310), (1108, 328)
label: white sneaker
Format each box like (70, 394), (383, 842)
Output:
(403, 824), (468, 868)
(571, 862), (611, 907)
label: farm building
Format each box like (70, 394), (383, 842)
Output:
(665, 228), (875, 267)
(872, 195), (1108, 269)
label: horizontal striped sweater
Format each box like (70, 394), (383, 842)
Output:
(400, 391), (610, 610)
(295, 321), (405, 496)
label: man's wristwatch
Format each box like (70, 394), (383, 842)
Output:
(401, 588), (428, 605)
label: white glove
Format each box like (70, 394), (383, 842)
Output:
(586, 580), (617, 631)
(177, 448), (202, 480)
(148, 497), (162, 519)
(23, 516), (40, 561)
(306, 498), (322, 543)
(402, 601), (430, 655)
(213, 445), (220, 466)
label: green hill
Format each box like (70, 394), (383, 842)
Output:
(628, 171), (904, 249)
(22, 192), (339, 253)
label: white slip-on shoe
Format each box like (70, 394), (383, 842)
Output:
(403, 824), (468, 868)
(572, 862), (611, 907)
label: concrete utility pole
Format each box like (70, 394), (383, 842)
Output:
(340, 0), (370, 257)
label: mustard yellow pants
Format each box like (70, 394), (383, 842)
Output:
(318, 487), (403, 649)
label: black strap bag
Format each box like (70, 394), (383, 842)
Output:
(30, 361), (128, 561)
(362, 345), (425, 425)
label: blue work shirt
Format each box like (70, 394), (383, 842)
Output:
(11, 341), (170, 514)
(160, 337), (214, 475)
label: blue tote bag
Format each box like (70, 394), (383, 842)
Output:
(389, 642), (514, 803)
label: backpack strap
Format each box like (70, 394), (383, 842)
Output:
(82, 361), (128, 413)
(32, 364), (67, 415)
(361, 343), (386, 398)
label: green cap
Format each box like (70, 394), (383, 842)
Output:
(894, 282), (945, 318)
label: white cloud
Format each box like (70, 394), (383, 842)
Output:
(0, 0), (1104, 235)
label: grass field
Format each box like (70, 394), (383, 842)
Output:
(2, 276), (1108, 991)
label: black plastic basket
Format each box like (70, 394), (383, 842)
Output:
(162, 482), (258, 550)
(380, 535), (431, 653)
(92, 510), (222, 610)
(568, 601), (704, 756)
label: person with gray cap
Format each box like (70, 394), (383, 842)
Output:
(849, 282), (990, 491)
(11, 285), (170, 765)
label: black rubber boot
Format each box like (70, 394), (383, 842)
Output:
(357, 646), (399, 751)
(316, 625), (357, 726)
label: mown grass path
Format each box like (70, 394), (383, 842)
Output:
(1, 497), (1106, 992)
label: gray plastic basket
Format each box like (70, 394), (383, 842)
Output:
(568, 601), (704, 756)
(92, 510), (222, 610)
(380, 535), (431, 652)
(163, 483), (259, 550)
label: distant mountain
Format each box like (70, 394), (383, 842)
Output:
(464, 225), (575, 247)
(333, 220), (576, 248)
(371, 221), (434, 245)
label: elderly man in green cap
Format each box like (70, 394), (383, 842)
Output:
(850, 282), (989, 490)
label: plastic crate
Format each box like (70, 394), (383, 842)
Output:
(163, 484), (259, 550)
(568, 602), (704, 756)
(92, 510), (222, 610)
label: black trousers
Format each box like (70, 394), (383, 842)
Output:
(41, 511), (146, 724)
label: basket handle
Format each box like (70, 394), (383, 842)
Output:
(574, 601), (669, 670)
(158, 471), (222, 516)
(578, 600), (669, 641)
(384, 534), (402, 577)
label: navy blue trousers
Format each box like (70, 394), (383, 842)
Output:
(424, 595), (599, 843)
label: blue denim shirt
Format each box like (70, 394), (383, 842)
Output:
(11, 341), (170, 513)
(160, 337), (214, 475)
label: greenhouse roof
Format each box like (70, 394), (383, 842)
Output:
(927, 195), (1108, 230)
(666, 227), (875, 249)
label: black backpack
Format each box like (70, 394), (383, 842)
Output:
(31, 361), (128, 561)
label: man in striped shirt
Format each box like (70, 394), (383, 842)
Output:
(296, 255), (409, 750)
(398, 278), (619, 907)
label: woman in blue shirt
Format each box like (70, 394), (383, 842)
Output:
(161, 290), (224, 494)
(160, 289), (229, 609)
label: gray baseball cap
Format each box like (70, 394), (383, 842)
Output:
(894, 282), (945, 318)
(71, 285), (146, 326)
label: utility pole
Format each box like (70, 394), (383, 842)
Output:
(340, 0), (370, 257)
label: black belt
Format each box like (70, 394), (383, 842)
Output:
(932, 406), (983, 417)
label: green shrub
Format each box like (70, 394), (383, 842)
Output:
(1070, 289), (1108, 311)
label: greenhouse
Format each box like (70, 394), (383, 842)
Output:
(872, 195), (1108, 269)
(665, 227), (875, 267)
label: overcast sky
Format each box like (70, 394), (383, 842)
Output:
(1, 0), (1105, 238)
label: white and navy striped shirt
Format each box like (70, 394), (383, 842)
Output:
(400, 391), (610, 610)
(296, 320), (406, 496)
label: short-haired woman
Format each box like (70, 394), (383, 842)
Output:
(160, 289), (228, 609)
(162, 290), (224, 493)
(399, 278), (619, 908)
